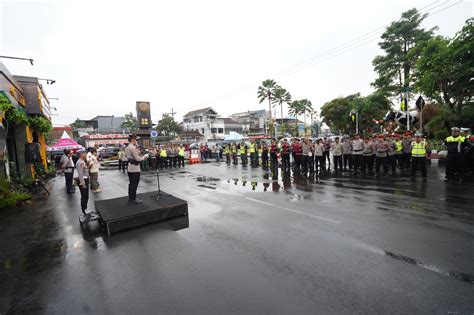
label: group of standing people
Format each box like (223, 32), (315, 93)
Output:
(60, 147), (102, 214)
(118, 144), (187, 172)
(220, 128), (473, 182)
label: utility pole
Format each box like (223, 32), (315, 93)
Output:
(170, 108), (177, 120)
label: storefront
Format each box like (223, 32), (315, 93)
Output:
(80, 133), (129, 148)
(0, 63), (29, 180)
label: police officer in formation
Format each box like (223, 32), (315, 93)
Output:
(119, 128), (473, 185)
(444, 127), (470, 182)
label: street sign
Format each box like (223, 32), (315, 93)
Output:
(150, 130), (158, 138)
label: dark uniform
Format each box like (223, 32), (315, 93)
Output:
(444, 128), (470, 182)
(281, 141), (291, 170)
(261, 143), (269, 169)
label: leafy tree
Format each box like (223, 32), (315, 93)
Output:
(414, 18), (473, 132)
(321, 92), (391, 135)
(156, 116), (182, 136)
(272, 87), (292, 134)
(320, 96), (353, 135)
(372, 9), (436, 101)
(120, 112), (137, 132)
(70, 118), (86, 129)
(357, 91), (393, 134)
(258, 79), (279, 135)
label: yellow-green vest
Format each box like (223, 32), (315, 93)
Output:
(411, 141), (426, 157)
(445, 135), (465, 143)
(395, 140), (403, 152)
(160, 149), (167, 158)
(249, 143), (256, 153)
(178, 148), (185, 157)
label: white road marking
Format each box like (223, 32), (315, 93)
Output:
(245, 197), (341, 224)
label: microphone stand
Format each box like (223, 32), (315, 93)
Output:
(156, 164), (162, 201)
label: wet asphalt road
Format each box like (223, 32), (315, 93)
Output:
(1, 162), (473, 314)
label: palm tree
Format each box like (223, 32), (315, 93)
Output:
(288, 100), (301, 118)
(257, 79), (279, 135)
(299, 99), (313, 136)
(272, 87), (292, 135)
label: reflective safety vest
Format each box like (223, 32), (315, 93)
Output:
(395, 140), (403, 152)
(240, 146), (246, 154)
(160, 149), (167, 158)
(249, 143), (256, 153)
(445, 135), (465, 142)
(231, 145), (237, 153)
(445, 135), (466, 154)
(411, 141), (426, 157)
(223, 147), (229, 154)
(178, 148), (185, 157)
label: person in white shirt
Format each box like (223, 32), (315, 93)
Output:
(89, 149), (102, 193)
(76, 152), (90, 214)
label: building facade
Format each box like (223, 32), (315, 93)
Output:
(183, 107), (243, 141)
(0, 63), (52, 180)
(229, 109), (268, 135)
(76, 115), (125, 133)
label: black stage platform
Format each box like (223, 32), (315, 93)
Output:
(95, 191), (188, 235)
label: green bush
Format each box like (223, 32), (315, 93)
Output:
(434, 130), (449, 140)
(0, 178), (32, 209)
(28, 115), (53, 133)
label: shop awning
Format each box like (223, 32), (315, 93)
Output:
(47, 131), (83, 152)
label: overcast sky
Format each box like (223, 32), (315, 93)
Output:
(1, 0), (472, 125)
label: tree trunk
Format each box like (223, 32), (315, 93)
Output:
(303, 109), (306, 137)
(280, 102), (284, 136)
(268, 96), (272, 136)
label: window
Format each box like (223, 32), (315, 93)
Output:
(211, 128), (217, 134)
(218, 128), (224, 134)
(201, 128), (205, 135)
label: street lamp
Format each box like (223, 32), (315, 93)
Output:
(0, 55), (34, 65)
(38, 78), (56, 85)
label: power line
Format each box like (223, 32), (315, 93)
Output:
(276, 0), (462, 79)
(275, 0), (446, 77)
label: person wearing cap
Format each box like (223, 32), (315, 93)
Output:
(342, 136), (353, 172)
(444, 127), (470, 182)
(351, 134), (364, 175)
(393, 134), (403, 169)
(362, 137), (374, 175)
(270, 139), (279, 171)
(402, 132), (413, 170)
(375, 134), (389, 177)
(410, 131), (427, 181)
(314, 138), (325, 175)
(291, 138), (303, 173)
(386, 135), (397, 175)
(281, 139), (291, 171)
(125, 135), (148, 204)
(323, 137), (331, 168)
(460, 128), (472, 176)
(61, 149), (75, 193)
(301, 138), (311, 175)
(331, 137), (343, 173)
